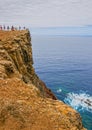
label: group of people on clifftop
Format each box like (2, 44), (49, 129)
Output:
(0, 25), (26, 31)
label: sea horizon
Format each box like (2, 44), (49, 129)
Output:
(30, 26), (92, 37)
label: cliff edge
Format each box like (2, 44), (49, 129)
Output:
(0, 30), (86, 130)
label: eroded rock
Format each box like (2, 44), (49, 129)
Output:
(0, 30), (86, 130)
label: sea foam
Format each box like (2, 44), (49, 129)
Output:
(57, 88), (62, 93)
(64, 92), (92, 112)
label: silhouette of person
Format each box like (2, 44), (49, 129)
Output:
(11, 26), (14, 31)
(3, 25), (5, 30)
(23, 27), (26, 30)
(0, 25), (2, 30)
(19, 26), (21, 30)
(7, 26), (9, 30)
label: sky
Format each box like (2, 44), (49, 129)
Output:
(0, 0), (92, 27)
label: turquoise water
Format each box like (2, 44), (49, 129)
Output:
(32, 35), (92, 130)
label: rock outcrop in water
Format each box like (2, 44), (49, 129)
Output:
(0, 30), (86, 130)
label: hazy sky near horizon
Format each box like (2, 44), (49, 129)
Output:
(0, 0), (92, 27)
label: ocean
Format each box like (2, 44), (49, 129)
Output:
(32, 35), (92, 130)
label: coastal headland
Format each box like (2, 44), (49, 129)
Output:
(0, 30), (86, 130)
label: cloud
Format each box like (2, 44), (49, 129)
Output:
(0, 0), (92, 27)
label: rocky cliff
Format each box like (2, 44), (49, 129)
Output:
(0, 30), (86, 130)
(0, 30), (56, 99)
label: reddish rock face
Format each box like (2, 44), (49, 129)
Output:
(0, 30), (86, 130)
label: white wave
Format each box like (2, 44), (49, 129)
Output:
(64, 92), (92, 112)
(57, 88), (62, 93)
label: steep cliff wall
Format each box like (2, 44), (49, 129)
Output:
(0, 30), (86, 130)
(0, 30), (56, 99)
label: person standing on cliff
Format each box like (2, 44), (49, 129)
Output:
(3, 25), (6, 30)
(7, 26), (9, 30)
(19, 26), (21, 30)
(23, 26), (26, 30)
(11, 26), (14, 31)
(0, 25), (2, 30)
